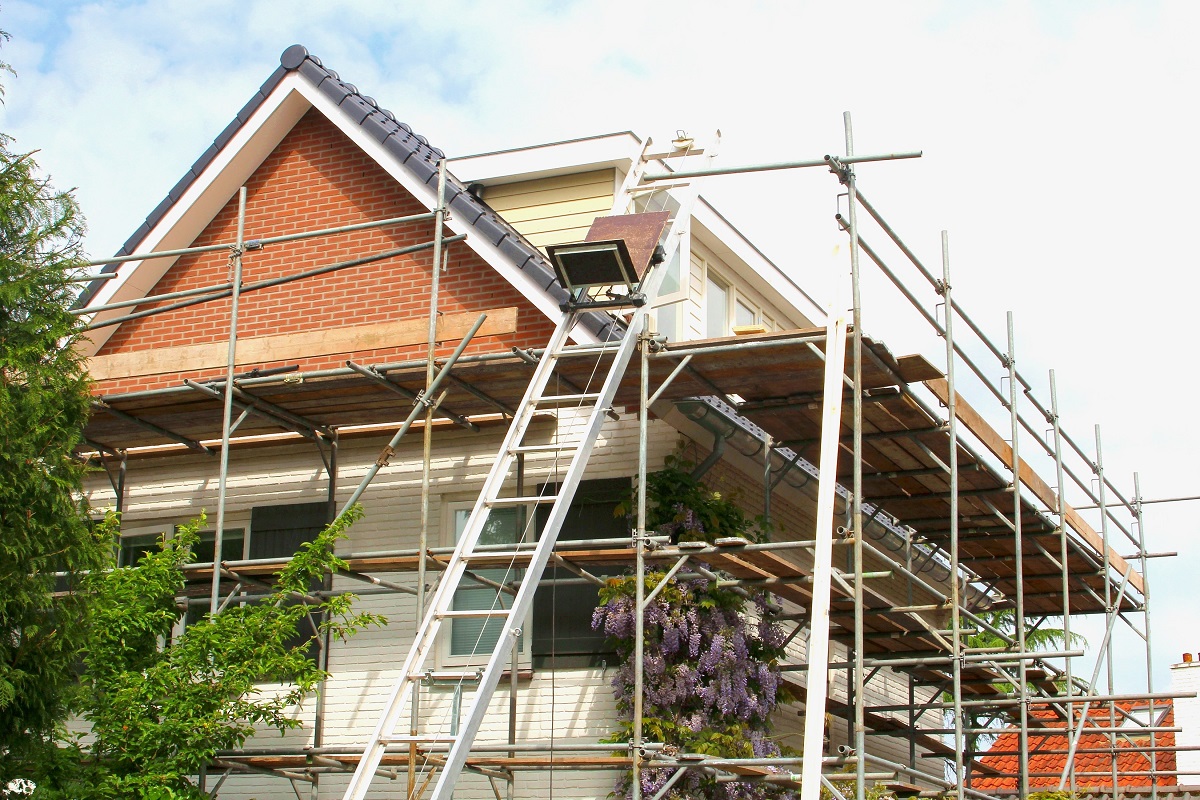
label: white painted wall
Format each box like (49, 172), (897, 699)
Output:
(1172, 657), (1200, 782)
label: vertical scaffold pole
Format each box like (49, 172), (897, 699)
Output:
(1135, 472), (1159, 800)
(1094, 426), (1120, 794)
(940, 232), (965, 799)
(411, 159), (449, 799)
(842, 110), (868, 800)
(632, 319), (651, 800)
(1049, 370), (1076, 793)
(210, 186), (248, 615)
(1005, 313), (1030, 797)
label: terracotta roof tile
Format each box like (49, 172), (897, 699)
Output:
(973, 701), (1175, 790)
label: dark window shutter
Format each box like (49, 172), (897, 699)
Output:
(533, 478), (630, 659)
(250, 501), (330, 559)
(248, 502), (332, 662)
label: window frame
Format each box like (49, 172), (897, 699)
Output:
(702, 260), (776, 338)
(651, 234), (690, 342)
(439, 498), (532, 668)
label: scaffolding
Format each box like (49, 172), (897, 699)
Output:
(75, 117), (1186, 800)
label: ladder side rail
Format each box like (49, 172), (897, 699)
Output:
(429, 145), (715, 797)
(347, 131), (720, 800)
(429, 305), (644, 798)
(340, 313), (579, 799)
(610, 137), (656, 215)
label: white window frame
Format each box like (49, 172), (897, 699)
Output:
(701, 259), (778, 338)
(651, 233), (690, 342)
(439, 498), (532, 668)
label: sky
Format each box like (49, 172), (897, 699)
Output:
(1, 0), (1197, 698)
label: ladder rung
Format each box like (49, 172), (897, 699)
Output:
(380, 734), (460, 744)
(486, 495), (558, 506)
(508, 443), (579, 454)
(533, 392), (601, 405)
(435, 609), (511, 619)
(553, 344), (622, 357)
(407, 670), (483, 682)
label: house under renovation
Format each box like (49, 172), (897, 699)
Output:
(76, 45), (1179, 799)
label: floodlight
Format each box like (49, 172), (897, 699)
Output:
(546, 239), (639, 294)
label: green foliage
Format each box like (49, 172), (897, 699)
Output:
(597, 464), (792, 799)
(615, 454), (770, 544)
(52, 507), (384, 799)
(0, 115), (115, 786)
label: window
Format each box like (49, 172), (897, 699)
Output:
(652, 245), (687, 342)
(177, 503), (328, 656)
(703, 261), (777, 337)
(246, 502), (330, 660)
(705, 272), (730, 338)
(117, 531), (162, 567)
(446, 504), (527, 662)
(532, 478), (630, 664)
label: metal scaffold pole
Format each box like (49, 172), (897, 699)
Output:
(940, 231), (965, 799)
(632, 315), (651, 800)
(1005, 313), (1030, 797)
(210, 186), (248, 616)
(410, 158), (449, 799)
(843, 111), (868, 800)
(1049, 369), (1076, 793)
(1094, 425), (1121, 795)
(1135, 471), (1160, 800)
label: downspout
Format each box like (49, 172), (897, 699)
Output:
(691, 430), (729, 480)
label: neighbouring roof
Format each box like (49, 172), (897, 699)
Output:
(78, 45), (620, 340)
(974, 701), (1176, 791)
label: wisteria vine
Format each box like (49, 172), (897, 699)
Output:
(594, 459), (797, 799)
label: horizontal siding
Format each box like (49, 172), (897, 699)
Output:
(82, 409), (949, 797)
(485, 170), (614, 251)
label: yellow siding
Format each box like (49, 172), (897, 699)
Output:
(485, 169), (615, 250)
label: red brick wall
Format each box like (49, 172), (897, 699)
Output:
(93, 110), (555, 395)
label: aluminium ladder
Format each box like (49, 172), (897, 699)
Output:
(341, 134), (718, 800)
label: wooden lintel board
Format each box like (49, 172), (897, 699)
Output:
(86, 307), (517, 381)
(924, 378), (1143, 594)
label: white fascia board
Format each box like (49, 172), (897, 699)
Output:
(691, 199), (826, 327)
(293, 80), (600, 345)
(79, 79), (313, 355)
(449, 132), (641, 186)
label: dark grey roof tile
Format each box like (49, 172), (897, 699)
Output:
(145, 195), (174, 231)
(498, 236), (534, 267)
(168, 170), (199, 202)
(473, 214), (508, 247)
(360, 110), (394, 142)
(297, 58), (327, 86)
(213, 118), (241, 151)
(449, 193), (485, 225)
(405, 156), (437, 184)
(237, 90), (267, 123)
(280, 44), (309, 70)
(189, 143), (220, 176)
(339, 93), (374, 124)
(317, 75), (349, 105)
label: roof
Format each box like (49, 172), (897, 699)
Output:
(974, 701), (1175, 790)
(77, 45), (620, 343)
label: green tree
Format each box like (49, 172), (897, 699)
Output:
(45, 508), (383, 800)
(0, 84), (113, 790)
(950, 610), (1085, 787)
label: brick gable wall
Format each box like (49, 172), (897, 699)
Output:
(92, 109), (555, 395)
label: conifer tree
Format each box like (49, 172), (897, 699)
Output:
(0, 104), (112, 787)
